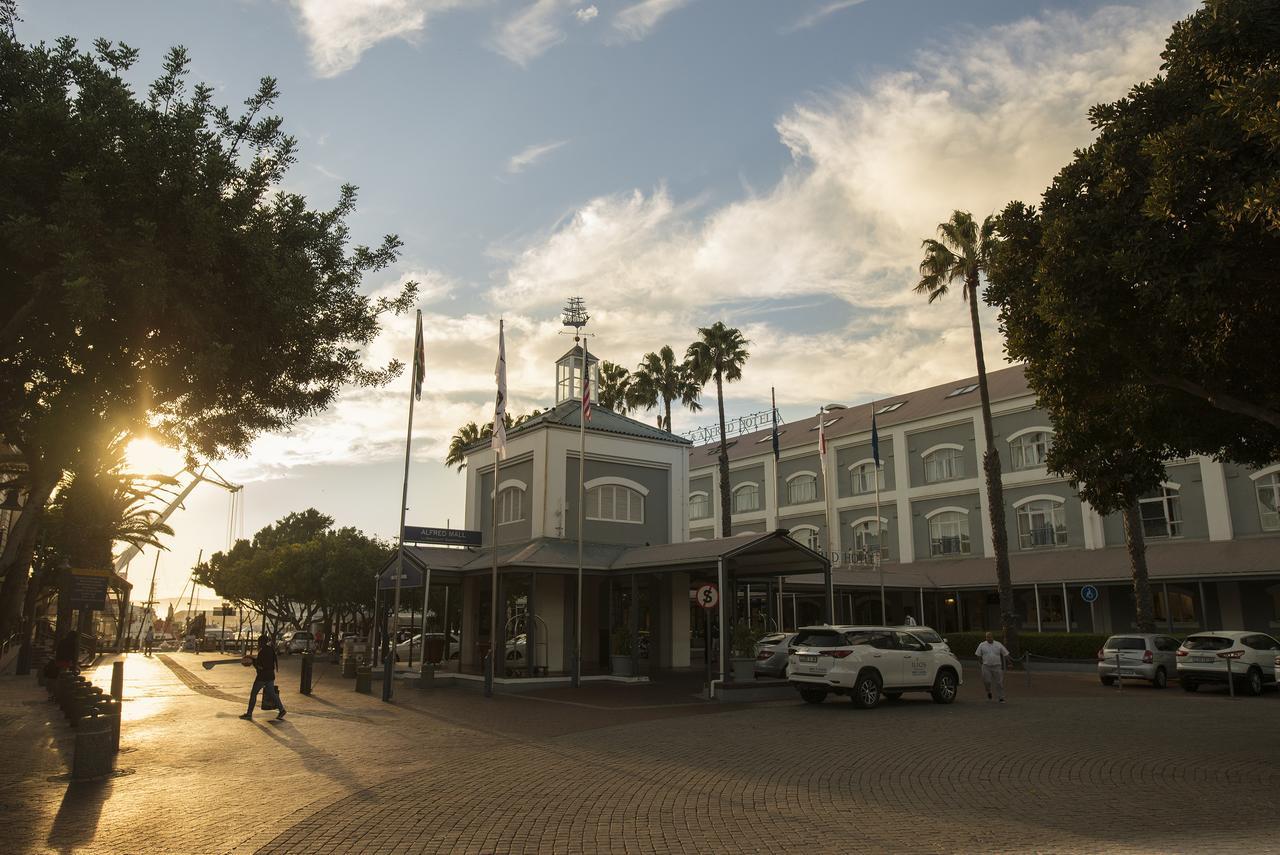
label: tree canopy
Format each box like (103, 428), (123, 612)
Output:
(986, 0), (1280, 474)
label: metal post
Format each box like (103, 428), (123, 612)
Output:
(629, 574), (640, 677)
(955, 590), (963, 631)
(716, 558), (727, 681)
(110, 661), (123, 701)
(1115, 649), (1122, 692)
(422, 566), (432, 669)
(791, 593), (797, 631)
(1062, 581), (1071, 633)
(442, 583), (449, 662)
(777, 577), (784, 631)
(1162, 582), (1174, 633)
(1197, 579), (1208, 629)
(1226, 656), (1235, 698)
(528, 571), (537, 677)
(487, 448), (501, 698)
(918, 587), (925, 628)
(1034, 582), (1042, 633)
(704, 606), (712, 689)
(574, 338), (587, 689)
(823, 561), (834, 625)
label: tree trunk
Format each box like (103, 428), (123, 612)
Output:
(1121, 500), (1156, 632)
(664, 396), (672, 434)
(0, 467), (61, 640)
(715, 371), (732, 538)
(967, 279), (1018, 655)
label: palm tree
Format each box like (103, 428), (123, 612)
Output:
(597, 361), (633, 414)
(628, 346), (703, 431)
(444, 410), (543, 470)
(915, 210), (1017, 652)
(686, 323), (749, 538)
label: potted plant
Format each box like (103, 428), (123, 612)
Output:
(610, 625), (634, 677)
(731, 619), (759, 682)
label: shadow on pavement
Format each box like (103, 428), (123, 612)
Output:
(47, 779), (112, 854)
(254, 719), (366, 791)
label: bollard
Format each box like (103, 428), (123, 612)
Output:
(300, 652), (313, 696)
(100, 697), (122, 754)
(110, 661), (124, 701)
(71, 710), (114, 781)
(1226, 656), (1235, 699)
(341, 656), (357, 679)
(354, 662), (372, 695)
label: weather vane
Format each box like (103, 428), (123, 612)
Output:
(561, 296), (589, 342)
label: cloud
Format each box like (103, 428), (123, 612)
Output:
(784, 0), (871, 34)
(612, 0), (693, 41)
(506, 140), (570, 174)
(289, 0), (484, 78)
(575, 5), (598, 23)
(493, 0), (571, 66)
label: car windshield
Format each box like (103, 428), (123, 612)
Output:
(794, 630), (846, 648)
(913, 630), (943, 644)
(1183, 636), (1234, 650)
(757, 633), (787, 645)
(1104, 637), (1146, 650)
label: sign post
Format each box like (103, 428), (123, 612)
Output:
(696, 584), (719, 690)
(1081, 585), (1098, 637)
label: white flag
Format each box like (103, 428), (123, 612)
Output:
(817, 406), (827, 478)
(492, 320), (508, 460)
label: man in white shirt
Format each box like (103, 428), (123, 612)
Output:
(975, 631), (1010, 702)
(903, 614), (917, 626)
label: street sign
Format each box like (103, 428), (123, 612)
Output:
(67, 568), (110, 610)
(1080, 584), (1099, 603)
(694, 583), (719, 610)
(402, 526), (482, 547)
(378, 563), (424, 591)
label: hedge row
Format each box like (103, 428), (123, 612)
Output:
(944, 631), (1111, 661)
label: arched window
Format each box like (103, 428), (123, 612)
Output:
(922, 446), (964, 483)
(785, 472), (818, 505)
(850, 517), (889, 561)
(848, 459), (885, 495)
(1015, 498), (1067, 549)
(1139, 485), (1182, 538)
(498, 486), (524, 524)
(789, 525), (820, 551)
(1009, 429), (1052, 470)
(1255, 472), (1280, 531)
(587, 483), (644, 523)
(732, 482), (760, 513)
(927, 509), (971, 556)
(688, 491), (711, 520)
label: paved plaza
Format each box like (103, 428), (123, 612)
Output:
(1, 654), (1277, 854)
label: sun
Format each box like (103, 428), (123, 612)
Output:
(124, 438), (186, 477)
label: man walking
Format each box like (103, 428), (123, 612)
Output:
(144, 626), (155, 657)
(240, 636), (286, 721)
(975, 631), (1010, 703)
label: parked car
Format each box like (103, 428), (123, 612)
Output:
(1176, 631), (1280, 696)
(1275, 654), (1280, 687)
(394, 632), (460, 662)
(898, 625), (950, 654)
(787, 625), (963, 708)
(1096, 634), (1180, 688)
(280, 630), (314, 655)
(753, 632), (796, 678)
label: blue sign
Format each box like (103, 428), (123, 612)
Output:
(378, 563), (423, 591)
(402, 525), (482, 547)
(1080, 584), (1099, 603)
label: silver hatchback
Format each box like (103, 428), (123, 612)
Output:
(753, 632), (797, 679)
(1097, 634), (1180, 688)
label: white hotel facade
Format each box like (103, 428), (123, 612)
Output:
(687, 364), (1280, 637)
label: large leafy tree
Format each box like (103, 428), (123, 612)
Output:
(628, 346), (702, 432)
(596, 361), (633, 415)
(0, 21), (414, 635)
(915, 211), (1017, 652)
(686, 324), (749, 538)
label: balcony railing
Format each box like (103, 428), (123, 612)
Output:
(930, 535), (970, 556)
(1019, 525), (1066, 549)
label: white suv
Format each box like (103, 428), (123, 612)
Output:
(1176, 631), (1280, 696)
(787, 625), (963, 709)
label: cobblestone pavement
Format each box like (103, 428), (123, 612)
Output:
(2, 654), (1278, 854)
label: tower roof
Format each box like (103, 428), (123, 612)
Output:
(556, 344), (599, 365)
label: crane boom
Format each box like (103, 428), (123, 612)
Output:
(113, 466), (242, 575)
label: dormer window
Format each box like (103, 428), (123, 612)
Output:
(876, 401), (906, 414)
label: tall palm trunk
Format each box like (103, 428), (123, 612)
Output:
(1121, 500), (1156, 632)
(967, 276), (1018, 654)
(664, 397), (672, 433)
(715, 370), (732, 538)
(0, 467), (61, 639)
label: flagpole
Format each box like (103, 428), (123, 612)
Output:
(386, 309), (421, 702)
(487, 319), (507, 698)
(574, 338), (587, 689)
(873, 402), (885, 625)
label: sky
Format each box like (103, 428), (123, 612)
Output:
(20, 0), (1197, 600)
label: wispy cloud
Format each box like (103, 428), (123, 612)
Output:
(613, 0), (693, 41)
(784, 0), (871, 34)
(575, 5), (599, 23)
(493, 0), (570, 66)
(289, 0), (484, 78)
(506, 139), (570, 174)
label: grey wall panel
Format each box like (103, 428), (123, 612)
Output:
(565, 458), (671, 546)
(906, 422), (977, 488)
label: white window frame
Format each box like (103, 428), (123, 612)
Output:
(925, 506), (971, 557)
(1008, 427), (1053, 471)
(848, 458), (886, 495)
(850, 515), (889, 560)
(788, 524), (821, 552)
(497, 485), (525, 525)
(586, 482), (645, 524)
(688, 490), (711, 521)
(732, 482), (761, 514)
(784, 471), (819, 505)
(921, 444), (964, 484)
(1250, 466), (1280, 532)
(1012, 495), (1068, 549)
(1139, 483), (1183, 539)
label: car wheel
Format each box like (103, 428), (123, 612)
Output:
(1180, 678), (1198, 693)
(1246, 667), (1264, 697)
(931, 669), (958, 705)
(799, 688), (827, 705)
(884, 692), (903, 701)
(850, 671), (882, 709)
(1152, 667), (1167, 689)
(1100, 675), (1115, 687)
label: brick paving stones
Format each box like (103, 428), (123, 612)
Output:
(2, 655), (1278, 854)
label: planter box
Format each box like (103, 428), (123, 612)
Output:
(610, 655), (635, 677)
(732, 658), (755, 682)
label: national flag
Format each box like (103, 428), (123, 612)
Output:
(492, 320), (508, 460)
(871, 410), (881, 468)
(412, 310), (425, 401)
(817, 406), (827, 477)
(770, 387), (780, 462)
(580, 340), (592, 423)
